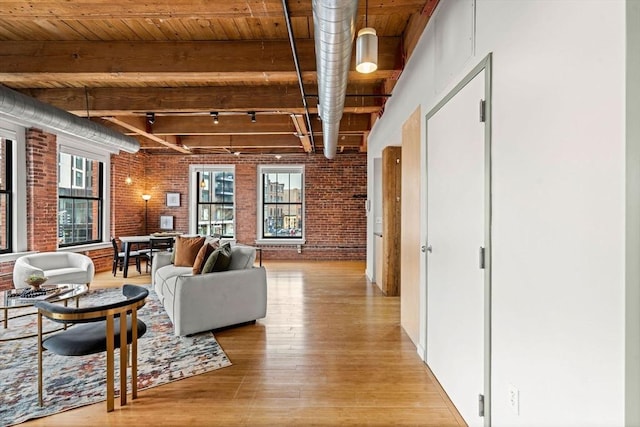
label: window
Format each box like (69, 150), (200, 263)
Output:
(195, 167), (235, 238)
(0, 121), (26, 257)
(58, 152), (103, 247)
(0, 138), (12, 253)
(257, 165), (304, 243)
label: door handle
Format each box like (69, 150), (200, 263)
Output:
(421, 245), (432, 253)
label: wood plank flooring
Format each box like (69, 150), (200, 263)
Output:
(24, 261), (465, 426)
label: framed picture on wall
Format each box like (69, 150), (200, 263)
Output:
(166, 192), (180, 207)
(160, 215), (174, 230)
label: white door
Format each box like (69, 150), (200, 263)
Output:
(426, 70), (486, 426)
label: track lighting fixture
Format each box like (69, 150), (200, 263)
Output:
(146, 112), (155, 125)
(248, 111), (256, 123)
(210, 112), (219, 124)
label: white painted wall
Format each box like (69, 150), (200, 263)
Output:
(366, 0), (628, 425)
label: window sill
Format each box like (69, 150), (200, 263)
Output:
(0, 251), (37, 263)
(255, 239), (306, 246)
(58, 242), (111, 252)
(0, 242), (111, 263)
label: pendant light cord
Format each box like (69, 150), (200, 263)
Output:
(365, 0), (368, 27)
(84, 86), (90, 118)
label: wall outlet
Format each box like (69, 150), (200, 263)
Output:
(508, 384), (519, 415)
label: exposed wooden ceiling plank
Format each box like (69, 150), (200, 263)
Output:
(0, 1), (425, 19)
(103, 116), (191, 153)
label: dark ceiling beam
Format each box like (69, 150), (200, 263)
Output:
(20, 85), (385, 116)
(177, 134), (362, 148)
(139, 113), (370, 136)
(102, 116), (190, 153)
(0, 39), (400, 78)
(0, 1), (425, 19)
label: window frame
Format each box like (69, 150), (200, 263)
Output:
(0, 137), (13, 254)
(256, 164), (306, 245)
(188, 164), (236, 238)
(0, 121), (27, 260)
(57, 139), (111, 250)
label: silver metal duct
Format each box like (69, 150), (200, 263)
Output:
(312, 0), (358, 159)
(0, 86), (139, 153)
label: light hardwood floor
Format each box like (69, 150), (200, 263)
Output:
(24, 261), (465, 426)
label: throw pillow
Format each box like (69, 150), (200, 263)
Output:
(201, 250), (219, 274)
(192, 243), (215, 274)
(204, 236), (221, 249)
(173, 236), (205, 267)
(213, 242), (233, 272)
(201, 242), (233, 274)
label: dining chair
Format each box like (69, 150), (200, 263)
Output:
(111, 237), (142, 276)
(141, 237), (174, 272)
(35, 284), (149, 412)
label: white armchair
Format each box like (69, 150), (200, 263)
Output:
(13, 252), (95, 289)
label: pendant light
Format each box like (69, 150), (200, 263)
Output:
(200, 154), (206, 189)
(125, 155), (133, 185)
(356, 0), (378, 74)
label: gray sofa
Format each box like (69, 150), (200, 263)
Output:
(152, 245), (267, 336)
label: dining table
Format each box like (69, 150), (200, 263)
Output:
(119, 234), (179, 278)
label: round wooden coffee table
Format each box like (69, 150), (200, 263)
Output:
(0, 284), (88, 341)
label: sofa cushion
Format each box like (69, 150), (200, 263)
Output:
(193, 243), (215, 274)
(155, 264), (193, 303)
(228, 246), (257, 270)
(43, 267), (91, 285)
(173, 236), (205, 267)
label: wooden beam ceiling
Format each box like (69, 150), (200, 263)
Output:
(0, 0), (438, 155)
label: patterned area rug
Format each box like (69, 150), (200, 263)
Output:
(0, 286), (231, 426)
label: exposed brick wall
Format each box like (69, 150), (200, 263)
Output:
(26, 129), (58, 252)
(145, 153), (367, 261)
(0, 134), (366, 291)
(0, 128), (59, 289)
(81, 247), (113, 273)
(110, 151), (148, 237)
